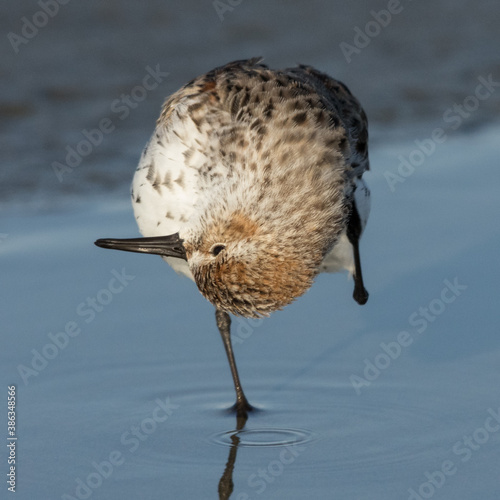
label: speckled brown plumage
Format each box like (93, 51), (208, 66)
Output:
(129, 58), (371, 317)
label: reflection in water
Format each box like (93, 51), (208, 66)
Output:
(218, 411), (248, 499)
(215, 409), (314, 498)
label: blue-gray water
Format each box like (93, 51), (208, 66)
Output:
(2, 1), (500, 499)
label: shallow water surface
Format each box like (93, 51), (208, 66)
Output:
(2, 127), (499, 499)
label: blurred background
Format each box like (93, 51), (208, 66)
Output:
(2, 2), (500, 499)
(1, 0), (499, 210)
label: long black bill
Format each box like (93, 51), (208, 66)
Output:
(94, 233), (187, 260)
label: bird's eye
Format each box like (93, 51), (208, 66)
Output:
(211, 244), (226, 256)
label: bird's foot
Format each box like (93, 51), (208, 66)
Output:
(229, 397), (255, 423)
(353, 285), (369, 305)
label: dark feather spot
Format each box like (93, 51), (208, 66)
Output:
(292, 112), (307, 125)
(263, 103), (274, 119)
(239, 91), (250, 108)
(175, 171), (185, 188)
(230, 96), (239, 118)
(152, 175), (161, 193)
(146, 163), (155, 183)
(328, 115), (340, 128)
(183, 148), (194, 162)
(191, 115), (202, 129)
(256, 125), (267, 136)
(250, 118), (262, 130)
(163, 171), (173, 189)
(315, 110), (327, 125)
(324, 137), (339, 149)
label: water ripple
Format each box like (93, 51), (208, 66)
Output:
(209, 427), (315, 448)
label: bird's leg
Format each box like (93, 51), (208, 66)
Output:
(215, 309), (253, 417)
(351, 238), (369, 305)
(347, 203), (369, 305)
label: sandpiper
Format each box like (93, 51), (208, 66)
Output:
(95, 58), (370, 417)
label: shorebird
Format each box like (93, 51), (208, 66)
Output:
(95, 58), (370, 417)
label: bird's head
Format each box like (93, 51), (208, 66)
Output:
(95, 205), (341, 318)
(180, 210), (325, 317)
